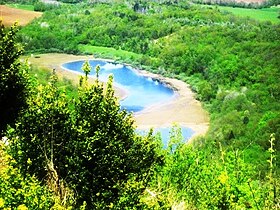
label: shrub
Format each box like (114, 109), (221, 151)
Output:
(0, 22), (30, 135)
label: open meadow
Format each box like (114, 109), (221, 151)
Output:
(201, 4), (280, 23)
(219, 5), (280, 23)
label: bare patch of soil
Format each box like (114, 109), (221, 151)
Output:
(0, 5), (42, 26)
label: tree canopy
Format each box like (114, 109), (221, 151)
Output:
(0, 21), (30, 135)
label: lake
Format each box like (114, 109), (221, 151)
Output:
(62, 60), (194, 144)
(137, 127), (194, 148)
(63, 60), (175, 112)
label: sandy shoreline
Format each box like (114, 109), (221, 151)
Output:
(27, 53), (209, 140)
(27, 53), (127, 99)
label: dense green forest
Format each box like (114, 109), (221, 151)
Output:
(1, 0), (280, 209)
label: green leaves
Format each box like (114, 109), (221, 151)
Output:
(10, 73), (72, 181)
(81, 60), (91, 80)
(146, 139), (272, 209)
(0, 22), (30, 134)
(0, 143), (54, 209)
(8, 62), (162, 208)
(69, 70), (161, 207)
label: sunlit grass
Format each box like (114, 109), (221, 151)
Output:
(219, 6), (280, 23)
(7, 4), (34, 11)
(201, 5), (280, 23)
(29, 66), (78, 100)
(78, 44), (142, 61)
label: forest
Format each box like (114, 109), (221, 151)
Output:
(0, 0), (280, 209)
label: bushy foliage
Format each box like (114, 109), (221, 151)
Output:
(0, 0), (36, 4)
(0, 143), (54, 209)
(19, 3), (233, 54)
(8, 63), (163, 208)
(143, 131), (279, 209)
(9, 74), (72, 181)
(66, 68), (163, 208)
(0, 22), (30, 135)
(34, 2), (60, 12)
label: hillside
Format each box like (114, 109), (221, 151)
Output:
(1, 0), (279, 209)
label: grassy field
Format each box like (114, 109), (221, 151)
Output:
(7, 4), (34, 11)
(29, 65), (79, 100)
(78, 45), (142, 61)
(216, 6), (280, 23)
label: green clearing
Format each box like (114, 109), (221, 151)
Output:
(7, 4), (34, 11)
(29, 65), (78, 100)
(78, 44), (142, 61)
(212, 5), (280, 23)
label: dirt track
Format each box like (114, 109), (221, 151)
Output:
(0, 5), (42, 26)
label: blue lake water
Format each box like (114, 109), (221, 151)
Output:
(63, 60), (174, 112)
(137, 127), (195, 147)
(62, 60), (194, 143)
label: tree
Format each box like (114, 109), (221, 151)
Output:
(10, 73), (72, 179)
(8, 72), (74, 206)
(0, 21), (30, 135)
(9, 63), (163, 208)
(68, 66), (163, 208)
(82, 60), (92, 79)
